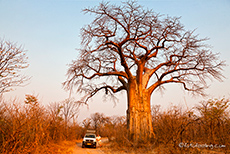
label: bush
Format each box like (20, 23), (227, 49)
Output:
(101, 98), (230, 153)
(0, 95), (83, 153)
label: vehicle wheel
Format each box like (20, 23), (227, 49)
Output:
(82, 144), (85, 148)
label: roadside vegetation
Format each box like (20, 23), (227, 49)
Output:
(0, 95), (81, 153)
(0, 95), (229, 153)
(102, 98), (230, 154)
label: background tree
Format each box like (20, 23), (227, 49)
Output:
(196, 98), (229, 144)
(60, 98), (81, 138)
(0, 39), (29, 94)
(47, 102), (64, 141)
(64, 1), (225, 143)
(90, 112), (105, 134)
(82, 118), (92, 130)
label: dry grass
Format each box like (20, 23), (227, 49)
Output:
(1, 97), (229, 153)
(100, 98), (230, 154)
(0, 96), (82, 154)
(34, 140), (75, 154)
(101, 141), (155, 154)
(102, 142), (228, 154)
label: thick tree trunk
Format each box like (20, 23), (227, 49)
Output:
(126, 79), (153, 143)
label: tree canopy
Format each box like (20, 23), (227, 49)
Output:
(64, 1), (225, 103)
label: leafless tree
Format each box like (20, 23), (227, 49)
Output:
(61, 98), (81, 125)
(60, 98), (81, 138)
(90, 112), (107, 134)
(82, 118), (92, 130)
(64, 1), (225, 143)
(0, 39), (29, 94)
(47, 102), (64, 140)
(196, 98), (229, 143)
(47, 102), (62, 123)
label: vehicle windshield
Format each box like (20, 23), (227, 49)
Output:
(85, 134), (96, 138)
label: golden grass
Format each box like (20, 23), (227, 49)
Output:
(36, 140), (76, 154)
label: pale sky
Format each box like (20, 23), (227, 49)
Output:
(0, 0), (230, 122)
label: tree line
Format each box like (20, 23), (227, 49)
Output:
(79, 98), (230, 154)
(0, 95), (81, 153)
(84, 98), (230, 153)
(0, 95), (229, 153)
(151, 98), (230, 153)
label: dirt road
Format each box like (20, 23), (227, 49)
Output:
(72, 139), (108, 154)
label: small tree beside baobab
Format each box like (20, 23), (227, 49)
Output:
(0, 39), (29, 94)
(64, 1), (225, 144)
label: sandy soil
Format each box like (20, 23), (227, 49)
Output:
(72, 139), (108, 154)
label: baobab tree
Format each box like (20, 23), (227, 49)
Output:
(64, 1), (225, 143)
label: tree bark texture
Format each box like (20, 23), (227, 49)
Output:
(126, 78), (153, 143)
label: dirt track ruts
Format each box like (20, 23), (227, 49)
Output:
(72, 139), (106, 154)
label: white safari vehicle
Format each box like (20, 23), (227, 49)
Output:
(82, 130), (97, 148)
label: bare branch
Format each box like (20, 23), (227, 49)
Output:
(65, 1), (225, 104)
(0, 39), (30, 93)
